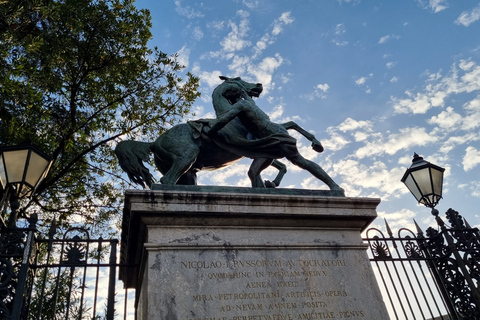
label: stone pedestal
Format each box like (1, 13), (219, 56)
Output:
(120, 185), (388, 320)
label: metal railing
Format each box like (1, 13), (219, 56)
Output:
(3, 207), (480, 319)
(364, 208), (480, 320)
(0, 217), (135, 320)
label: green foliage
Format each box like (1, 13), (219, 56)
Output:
(0, 0), (200, 235)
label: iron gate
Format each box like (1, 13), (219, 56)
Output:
(2, 208), (480, 319)
(364, 208), (480, 320)
(0, 215), (134, 320)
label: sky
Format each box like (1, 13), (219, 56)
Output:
(132, 0), (480, 234)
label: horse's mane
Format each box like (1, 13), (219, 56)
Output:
(211, 81), (243, 117)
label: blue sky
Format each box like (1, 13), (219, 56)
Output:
(133, 0), (480, 232)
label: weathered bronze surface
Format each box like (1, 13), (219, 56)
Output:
(115, 76), (343, 195)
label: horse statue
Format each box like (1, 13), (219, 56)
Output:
(115, 76), (343, 194)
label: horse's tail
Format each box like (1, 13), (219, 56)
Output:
(115, 140), (154, 188)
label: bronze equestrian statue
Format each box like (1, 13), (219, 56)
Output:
(115, 76), (343, 194)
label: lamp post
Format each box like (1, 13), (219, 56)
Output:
(401, 153), (480, 319)
(0, 143), (52, 319)
(0, 143), (52, 227)
(401, 152), (445, 213)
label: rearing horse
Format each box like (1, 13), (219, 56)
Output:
(115, 76), (339, 192)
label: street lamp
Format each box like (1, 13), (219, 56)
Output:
(400, 153), (480, 316)
(401, 153), (445, 212)
(0, 144), (52, 227)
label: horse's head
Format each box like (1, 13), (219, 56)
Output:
(218, 76), (263, 102)
(212, 76), (263, 115)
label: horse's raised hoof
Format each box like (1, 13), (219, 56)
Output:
(311, 140), (324, 153)
(264, 180), (276, 188)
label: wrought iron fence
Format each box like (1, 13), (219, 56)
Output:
(2, 207), (480, 319)
(0, 215), (38, 319)
(364, 208), (480, 320)
(0, 216), (135, 320)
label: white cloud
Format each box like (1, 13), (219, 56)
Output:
(393, 95), (432, 114)
(247, 54), (284, 92)
(273, 12), (294, 36)
(196, 69), (224, 88)
(455, 4), (480, 27)
(301, 177), (329, 190)
(188, 104), (214, 120)
(334, 23), (346, 35)
(193, 26), (204, 41)
(202, 11), (289, 94)
(393, 59), (480, 114)
(355, 74), (373, 93)
(378, 34), (400, 44)
(253, 12), (294, 58)
(220, 11), (252, 53)
(353, 131), (369, 142)
(429, 0), (448, 12)
(203, 10), (251, 59)
(277, 73), (292, 90)
(355, 77), (366, 85)
(176, 45), (190, 67)
(207, 20), (225, 31)
(378, 208), (416, 221)
(416, 0), (448, 13)
(377, 209), (418, 231)
(354, 127), (438, 159)
(337, 117), (372, 132)
(198, 163), (251, 186)
(463, 97), (480, 130)
(471, 182), (480, 198)
(463, 146), (480, 171)
(218, 53), (284, 95)
(241, 0), (259, 9)
(268, 105), (285, 121)
(175, 0), (204, 19)
(390, 76), (398, 83)
(322, 132), (350, 151)
(438, 132), (479, 154)
(378, 35), (390, 44)
(386, 61), (397, 69)
(427, 106), (462, 130)
(317, 83), (330, 92)
(332, 23), (348, 46)
(228, 55), (252, 75)
(332, 159), (406, 199)
(301, 83), (330, 101)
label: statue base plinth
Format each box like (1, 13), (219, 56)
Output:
(120, 186), (388, 319)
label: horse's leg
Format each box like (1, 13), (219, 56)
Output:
(248, 158), (274, 188)
(177, 170), (197, 185)
(153, 126), (200, 185)
(158, 147), (199, 185)
(286, 152), (344, 194)
(282, 121), (323, 153)
(248, 159), (287, 188)
(270, 160), (287, 187)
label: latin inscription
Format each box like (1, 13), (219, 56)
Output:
(178, 257), (366, 319)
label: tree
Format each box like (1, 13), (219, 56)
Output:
(0, 0), (200, 236)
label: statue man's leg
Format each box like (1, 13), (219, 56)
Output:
(248, 158), (274, 188)
(287, 153), (344, 192)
